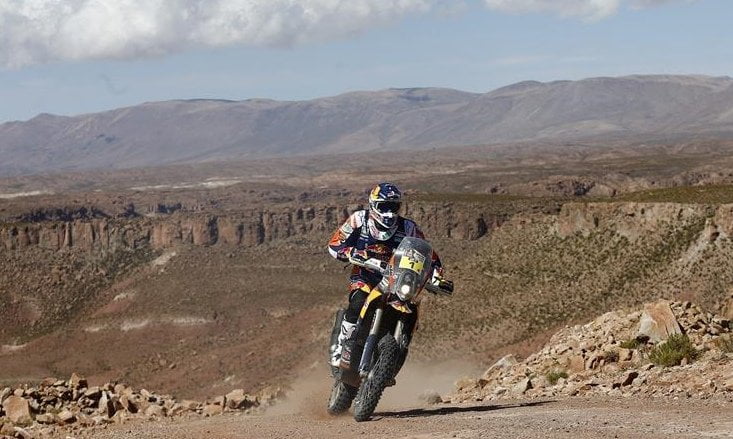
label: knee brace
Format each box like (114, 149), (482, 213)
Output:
(344, 289), (369, 323)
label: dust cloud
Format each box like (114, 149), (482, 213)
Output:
(379, 360), (482, 409)
(266, 359), (481, 419)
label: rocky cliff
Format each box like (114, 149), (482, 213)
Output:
(0, 202), (499, 254)
(557, 202), (733, 241)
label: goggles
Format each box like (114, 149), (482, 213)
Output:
(374, 201), (401, 214)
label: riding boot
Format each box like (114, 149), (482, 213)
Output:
(330, 319), (356, 367)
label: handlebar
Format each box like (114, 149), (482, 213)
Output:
(426, 279), (454, 297)
(349, 256), (388, 274)
(349, 253), (454, 297)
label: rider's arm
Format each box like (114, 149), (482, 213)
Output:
(327, 211), (364, 262)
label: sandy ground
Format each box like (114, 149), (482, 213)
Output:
(83, 396), (733, 439)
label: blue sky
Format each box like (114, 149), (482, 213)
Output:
(0, 0), (730, 122)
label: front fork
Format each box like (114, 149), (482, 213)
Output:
(358, 307), (384, 377)
(358, 307), (408, 378)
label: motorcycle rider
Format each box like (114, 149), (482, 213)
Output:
(327, 182), (444, 367)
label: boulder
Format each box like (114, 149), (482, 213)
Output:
(84, 386), (102, 400)
(119, 394), (138, 414)
(98, 391), (118, 417)
(225, 389), (252, 410)
(69, 373), (87, 389)
(35, 413), (56, 424)
(180, 400), (200, 411)
(0, 387), (11, 404)
(454, 377), (478, 392)
(488, 354), (518, 372)
(202, 404), (224, 417)
(0, 423), (14, 436)
(13, 426), (33, 439)
(57, 409), (76, 424)
(258, 386), (284, 405)
(2, 396), (32, 425)
(512, 378), (532, 395)
(637, 301), (682, 343)
(144, 404), (166, 418)
(585, 353), (604, 370)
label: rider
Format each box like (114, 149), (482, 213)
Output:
(327, 182), (444, 367)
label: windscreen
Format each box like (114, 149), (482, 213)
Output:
(386, 237), (433, 301)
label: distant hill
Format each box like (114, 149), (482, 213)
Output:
(2, 74), (733, 176)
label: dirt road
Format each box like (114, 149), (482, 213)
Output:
(89, 397), (733, 439)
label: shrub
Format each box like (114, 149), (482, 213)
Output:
(648, 334), (698, 367)
(546, 370), (569, 385)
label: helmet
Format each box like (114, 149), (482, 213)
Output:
(367, 182), (402, 239)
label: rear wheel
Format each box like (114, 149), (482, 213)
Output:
(327, 380), (358, 415)
(353, 334), (400, 422)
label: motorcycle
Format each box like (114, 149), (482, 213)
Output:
(326, 237), (453, 421)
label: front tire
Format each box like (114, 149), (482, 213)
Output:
(327, 380), (358, 415)
(353, 334), (400, 422)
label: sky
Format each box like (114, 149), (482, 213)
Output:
(0, 0), (731, 122)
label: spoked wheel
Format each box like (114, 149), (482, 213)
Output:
(327, 380), (358, 415)
(353, 335), (399, 422)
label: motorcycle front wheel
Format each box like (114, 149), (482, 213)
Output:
(353, 334), (399, 422)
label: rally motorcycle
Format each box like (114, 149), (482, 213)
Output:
(327, 237), (453, 422)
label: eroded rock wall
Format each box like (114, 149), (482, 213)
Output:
(0, 202), (502, 253)
(556, 202), (733, 241)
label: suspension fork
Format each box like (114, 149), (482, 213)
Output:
(358, 306), (384, 377)
(394, 319), (405, 347)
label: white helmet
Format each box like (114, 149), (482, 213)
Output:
(367, 182), (402, 240)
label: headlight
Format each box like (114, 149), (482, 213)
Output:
(400, 284), (411, 296)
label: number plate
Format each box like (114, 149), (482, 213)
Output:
(398, 249), (425, 273)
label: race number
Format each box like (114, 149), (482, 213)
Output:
(398, 249), (425, 273)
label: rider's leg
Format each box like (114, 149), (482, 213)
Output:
(330, 288), (370, 367)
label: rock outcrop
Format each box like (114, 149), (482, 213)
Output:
(451, 300), (733, 403)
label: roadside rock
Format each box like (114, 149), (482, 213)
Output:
(57, 409), (77, 424)
(2, 396), (32, 424)
(225, 389), (254, 410)
(637, 301), (682, 343)
(202, 404), (224, 417)
(513, 378), (533, 395)
(0, 373), (284, 435)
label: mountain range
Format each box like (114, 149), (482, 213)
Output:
(2, 74), (733, 176)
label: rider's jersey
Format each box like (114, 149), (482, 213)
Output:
(328, 210), (442, 292)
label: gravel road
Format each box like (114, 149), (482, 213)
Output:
(86, 397), (733, 439)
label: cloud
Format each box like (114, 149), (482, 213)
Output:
(0, 0), (695, 68)
(482, 0), (692, 21)
(0, 0), (433, 68)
